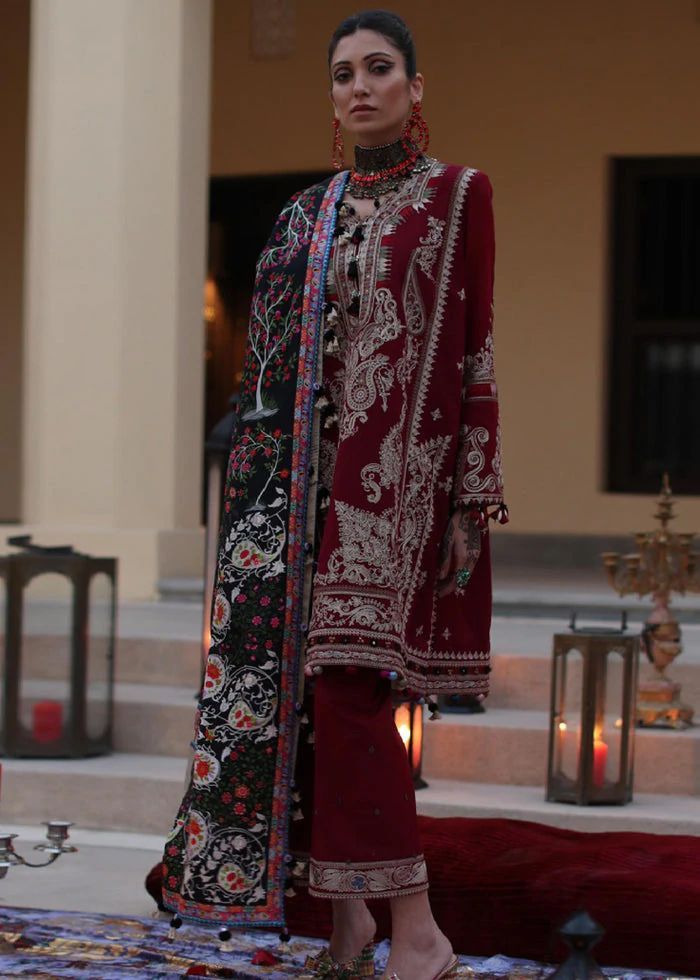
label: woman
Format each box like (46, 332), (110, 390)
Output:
(162, 11), (506, 980)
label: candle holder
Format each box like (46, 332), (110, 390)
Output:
(546, 626), (639, 805)
(0, 537), (117, 757)
(0, 821), (77, 880)
(602, 474), (697, 728)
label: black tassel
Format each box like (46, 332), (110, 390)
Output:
(350, 226), (364, 245)
(347, 294), (360, 317)
(347, 258), (359, 281)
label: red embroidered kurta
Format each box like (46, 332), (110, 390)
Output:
(305, 162), (505, 696)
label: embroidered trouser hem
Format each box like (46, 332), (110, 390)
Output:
(308, 855), (429, 900)
(310, 667), (428, 899)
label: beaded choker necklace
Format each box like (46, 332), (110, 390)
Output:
(348, 136), (427, 200)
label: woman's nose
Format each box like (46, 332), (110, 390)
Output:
(352, 71), (370, 96)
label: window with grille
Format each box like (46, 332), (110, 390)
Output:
(607, 157), (700, 494)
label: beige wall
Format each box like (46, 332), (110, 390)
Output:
(211, 0), (700, 535)
(0, 0), (29, 522)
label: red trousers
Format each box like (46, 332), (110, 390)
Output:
(308, 668), (429, 900)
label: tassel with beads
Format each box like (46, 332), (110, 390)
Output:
(167, 914), (182, 942)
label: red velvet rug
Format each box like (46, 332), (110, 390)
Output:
(149, 816), (700, 977)
(288, 817), (699, 977)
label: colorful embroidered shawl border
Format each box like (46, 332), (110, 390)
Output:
(267, 170), (349, 925)
(162, 173), (347, 929)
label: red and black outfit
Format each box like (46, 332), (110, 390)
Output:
(162, 143), (504, 930)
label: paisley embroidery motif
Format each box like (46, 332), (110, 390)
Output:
(415, 216), (446, 280)
(459, 424), (500, 495)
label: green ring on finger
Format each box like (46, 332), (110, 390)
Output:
(455, 567), (471, 588)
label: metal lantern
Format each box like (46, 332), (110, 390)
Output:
(546, 627), (640, 805)
(0, 536), (116, 757)
(393, 700), (427, 789)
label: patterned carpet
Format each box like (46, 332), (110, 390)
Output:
(0, 907), (684, 979)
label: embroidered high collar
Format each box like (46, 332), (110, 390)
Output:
(348, 136), (426, 200)
(353, 136), (417, 177)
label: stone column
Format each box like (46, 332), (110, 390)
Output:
(20, 0), (212, 598)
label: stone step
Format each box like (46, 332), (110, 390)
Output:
(0, 754), (189, 836)
(422, 708), (700, 796)
(2, 753), (699, 838)
(10, 682), (700, 795)
(16, 627), (700, 713)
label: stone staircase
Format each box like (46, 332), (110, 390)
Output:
(2, 600), (700, 842)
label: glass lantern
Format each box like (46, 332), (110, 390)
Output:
(0, 537), (116, 757)
(546, 630), (639, 805)
(393, 699), (427, 789)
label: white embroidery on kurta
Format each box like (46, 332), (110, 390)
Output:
(416, 216), (446, 280)
(464, 332), (496, 384)
(459, 425), (500, 495)
(361, 417), (403, 503)
(335, 287), (405, 440)
(309, 164), (494, 695)
(458, 287), (466, 301)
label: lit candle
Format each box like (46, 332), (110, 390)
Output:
(593, 737), (608, 787)
(394, 704), (411, 752)
(32, 701), (63, 743)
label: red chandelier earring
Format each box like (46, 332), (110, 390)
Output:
(331, 118), (345, 171)
(404, 101), (430, 154)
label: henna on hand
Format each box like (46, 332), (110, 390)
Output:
(436, 507), (483, 597)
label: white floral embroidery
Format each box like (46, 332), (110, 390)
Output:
(416, 216), (446, 281)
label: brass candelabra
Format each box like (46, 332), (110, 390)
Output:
(602, 475), (697, 728)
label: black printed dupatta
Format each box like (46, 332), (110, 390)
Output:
(162, 171), (348, 928)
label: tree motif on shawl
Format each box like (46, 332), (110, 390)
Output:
(242, 273), (302, 421)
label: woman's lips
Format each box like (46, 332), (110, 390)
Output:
(351, 105), (376, 114)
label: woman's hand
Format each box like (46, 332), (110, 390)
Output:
(436, 507), (482, 597)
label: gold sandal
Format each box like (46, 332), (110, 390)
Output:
(305, 941), (376, 978)
(385, 952), (459, 980)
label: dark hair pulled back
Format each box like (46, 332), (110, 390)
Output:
(328, 10), (417, 79)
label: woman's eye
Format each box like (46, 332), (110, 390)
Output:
(334, 72), (351, 83)
(371, 63), (391, 73)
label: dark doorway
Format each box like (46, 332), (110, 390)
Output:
(205, 171), (328, 437)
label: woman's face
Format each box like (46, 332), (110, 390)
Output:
(330, 29), (424, 147)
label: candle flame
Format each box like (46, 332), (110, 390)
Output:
(398, 723), (411, 747)
(558, 722), (567, 732)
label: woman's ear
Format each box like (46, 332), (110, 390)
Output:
(410, 72), (425, 105)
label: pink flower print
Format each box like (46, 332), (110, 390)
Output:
(252, 615), (262, 625)
(260, 596), (271, 606)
